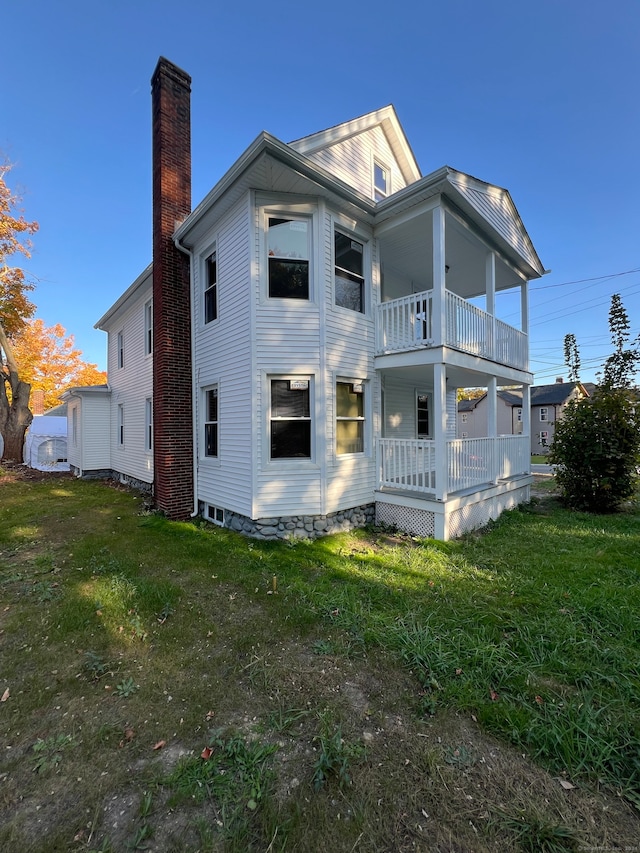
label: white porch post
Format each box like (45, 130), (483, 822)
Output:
(521, 279), (529, 371)
(434, 363), (448, 501)
(486, 251), (496, 360)
(522, 383), (531, 465)
(488, 376), (498, 483)
(432, 205), (446, 347)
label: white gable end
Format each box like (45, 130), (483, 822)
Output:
(289, 106), (421, 202)
(447, 171), (543, 276)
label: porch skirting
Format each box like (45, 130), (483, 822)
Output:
(375, 476), (532, 540)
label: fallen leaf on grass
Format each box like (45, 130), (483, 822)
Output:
(206, 710), (215, 721)
(535, 695), (544, 705)
(201, 746), (213, 760)
(153, 740), (166, 750)
(489, 689), (499, 701)
(1, 688), (9, 702)
(559, 779), (575, 790)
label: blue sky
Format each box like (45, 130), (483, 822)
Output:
(3, 0), (639, 384)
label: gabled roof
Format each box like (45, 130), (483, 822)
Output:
(458, 395), (487, 412)
(530, 382), (583, 406)
(288, 105), (422, 187)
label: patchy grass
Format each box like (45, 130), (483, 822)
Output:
(0, 471), (639, 851)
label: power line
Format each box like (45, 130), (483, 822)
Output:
(530, 268), (640, 291)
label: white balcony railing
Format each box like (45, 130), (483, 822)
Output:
(379, 435), (530, 496)
(376, 289), (528, 371)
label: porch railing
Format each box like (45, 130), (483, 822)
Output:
(379, 435), (530, 495)
(376, 289), (528, 371)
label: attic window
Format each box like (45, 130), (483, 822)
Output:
(373, 161), (388, 201)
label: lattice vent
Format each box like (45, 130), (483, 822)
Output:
(448, 486), (530, 538)
(376, 503), (436, 538)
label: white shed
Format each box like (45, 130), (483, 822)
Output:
(24, 415), (70, 472)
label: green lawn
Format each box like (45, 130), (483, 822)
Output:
(1, 471), (638, 851)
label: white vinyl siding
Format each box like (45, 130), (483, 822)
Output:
(102, 268), (154, 484)
(303, 125), (405, 200)
(194, 196), (253, 517)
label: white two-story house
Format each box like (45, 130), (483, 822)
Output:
(66, 57), (545, 541)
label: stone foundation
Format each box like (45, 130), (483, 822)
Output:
(217, 504), (375, 540)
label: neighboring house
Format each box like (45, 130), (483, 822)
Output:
(458, 379), (590, 454)
(67, 57), (545, 540)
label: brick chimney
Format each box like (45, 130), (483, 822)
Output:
(31, 389), (45, 416)
(151, 58), (193, 519)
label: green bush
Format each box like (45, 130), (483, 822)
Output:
(550, 386), (640, 512)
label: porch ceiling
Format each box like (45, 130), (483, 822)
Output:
(378, 361), (531, 389)
(377, 209), (521, 300)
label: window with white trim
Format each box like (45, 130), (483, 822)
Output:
(268, 217), (310, 299)
(144, 301), (153, 355)
(117, 332), (124, 369)
(72, 407), (78, 447)
(516, 408), (522, 422)
(417, 394), (431, 438)
(336, 381), (365, 454)
(540, 407), (549, 422)
(373, 161), (389, 201)
(204, 387), (218, 458)
(145, 398), (153, 452)
(461, 413), (468, 423)
(335, 231), (365, 313)
(204, 250), (217, 323)
(117, 404), (124, 446)
(461, 432), (468, 439)
(206, 504), (225, 525)
(540, 430), (549, 445)
(270, 378), (311, 458)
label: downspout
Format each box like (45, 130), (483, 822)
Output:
(174, 236), (200, 518)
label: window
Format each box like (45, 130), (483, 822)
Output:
(516, 408), (522, 422)
(461, 432), (468, 439)
(144, 301), (153, 355)
(145, 398), (153, 452)
(417, 394), (430, 438)
(117, 332), (124, 369)
(540, 430), (549, 445)
(270, 379), (311, 458)
(204, 250), (217, 323)
(335, 231), (365, 313)
(268, 217), (309, 299)
(206, 504), (225, 525)
(336, 381), (365, 454)
(540, 407), (549, 422)
(72, 407), (78, 447)
(373, 161), (388, 201)
(117, 404), (124, 446)
(204, 387), (218, 457)
(461, 413), (468, 423)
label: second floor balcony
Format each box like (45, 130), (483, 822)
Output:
(375, 288), (528, 372)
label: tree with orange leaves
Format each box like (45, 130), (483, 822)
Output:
(11, 319), (106, 411)
(0, 161), (39, 460)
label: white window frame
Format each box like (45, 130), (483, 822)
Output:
(206, 504), (225, 526)
(117, 404), (124, 446)
(540, 407), (549, 422)
(373, 159), (390, 202)
(416, 392), (432, 439)
(334, 229), (365, 314)
(145, 398), (153, 452)
(117, 331), (124, 369)
(539, 430), (549, 445)
(203, 385), (219, 459)
(268, 375), (313, 463)
(516, 408), (522, 422)
(461, 412), (468, 423)
(461, 432), (468, 439)
(204, 247), (218, 325)
(72, 407), (78, 447)
(261, 203), (316, 304)
(144, 301), (153, 356)
(336, 379), (366, 456)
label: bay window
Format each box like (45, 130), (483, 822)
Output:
(268, 217), (310, 299)
(270, 379), (311, 458)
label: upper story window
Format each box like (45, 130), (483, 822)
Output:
(461, 413), (468, 423)
(336, 381), (365, 454)
(373, 161), (389, 201)
(117, 404), (124, 446)
(516, 408), (522, 422)
(144, 301), (153, 356)
(117, 331), (124, 369)
(204, 387), (219, 457)
(204, 250), (218, 324)
(268, 217), (309, 299)
(270, 378), (311, 459)
(540, 407), (549, 422)
(335, 231), (364, 313)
